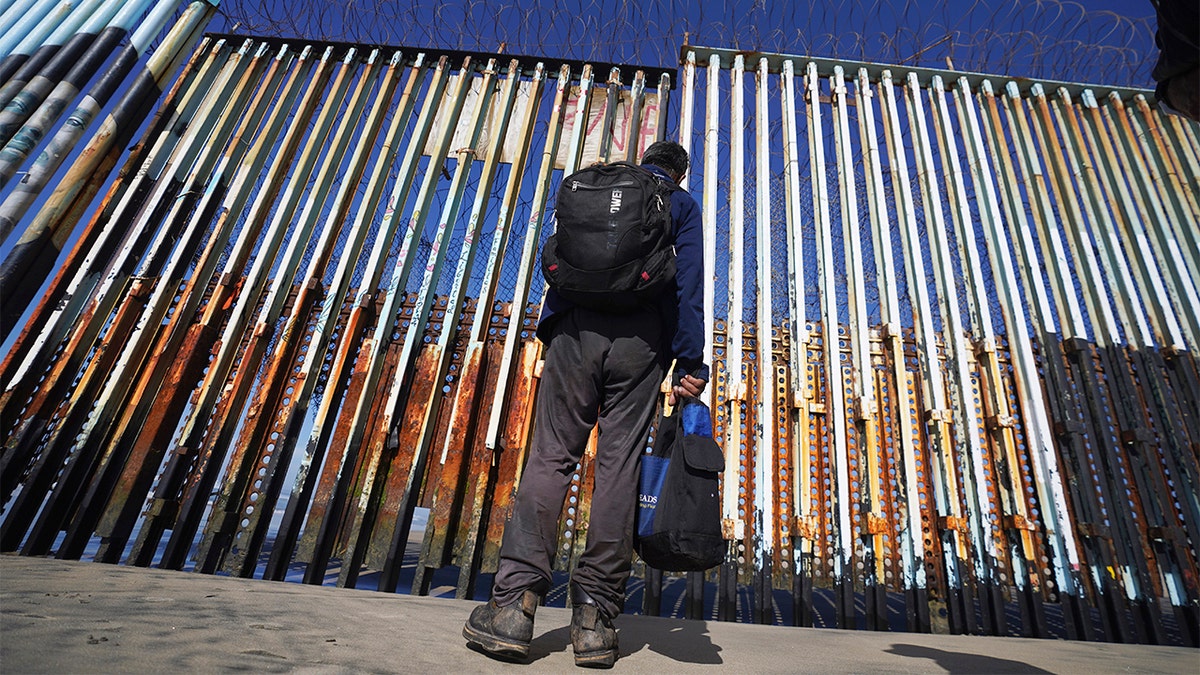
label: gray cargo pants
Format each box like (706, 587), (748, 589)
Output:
(490, 306), (664, 620)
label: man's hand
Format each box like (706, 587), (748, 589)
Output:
(669, 374), (707, 406)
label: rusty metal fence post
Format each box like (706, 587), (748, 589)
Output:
(1, 35), (1196, 647)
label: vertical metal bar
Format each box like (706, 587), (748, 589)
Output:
(483, 64), (572, 452)
(1080, 91), (1187, 351)
(90, 42), (301, 564)
(1002, 78), (1101, 545)
(678, 51), (696, 189)
(302, 55), (477, 585)
(436, 62), (546, 597)
(129, 42), (340, 566)
(1003, 83), (1088, 339)
(696, 52), (732, 620)
(954, 75), (1050, 638)
(0, 0), (214, 328)
(725, 51), (747, 547)
(1062, 91), (1155, 347)
(780, 58), (815, 627)
(623, 69), (645, 161)
(370, 59), (513, 593)
(760, 67), (791, 618)
(0, 3), (213, 542)
(0, 0), (169, 362)
(832, 65), (888, 630)
(1030, 96), (1169, 640)
(1174, 112), (1200, 155)
(0, 0), (126, 121)
(829, 64), (873, 628)
(857, 66), (921, 631)
(0, 0), (193, 239)
(0, 0), (59, 64)
(929, 74), (1013, 635)
(561, 65), (593, 179)
(884, 68), (968, 633)
(1029, 84), (1120, 342)
(832, 75), (872, 420)
(46, 40), (269, 560)
(0, 0), (135, 133)
(476, 65), (575, 586)
(123, 45), (382, 568)
(805, 61), (854, 628)
(250, 52), (431, 580)
(5, 39), (247, 557)
(135, 44), (337, 570)
(980, 79), (1086, 637)
(197, 47), (388, 578)
(1040, 84), (1169, 643)
(0, 43), (218, 531)
(998, 84), (1094, 642)
(753, 56), (777, 606)
(1048, 86), (1177, 643)
(285, 55), (450, 581)
(714, 53), (747, 624)
(866, 68), (934, 633)
(654, 72), (669, 143)
(1107, 94), (1200, 350)
(0, 0), (78, 77)
(1032, 86), (1123, 341)
(1099, 98), (1200, 592)
(1079, 95), (1200, 467)
(1164, 114), (1200, 200)
(0, 34), (214, 437)
(300, 55), (472, 578)
(596, 67), (620, 164)
(0, 0), (45, 51)
(702, 54), (720, 401)
(908, 72), (990, 634)
(1132, 96), (1200, 278)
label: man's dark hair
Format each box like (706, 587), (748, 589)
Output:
(640, 140), (689, 181)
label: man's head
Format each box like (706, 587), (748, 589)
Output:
(640, 140), (689, 183)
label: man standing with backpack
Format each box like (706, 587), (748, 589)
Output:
(463, 140), (708, 668)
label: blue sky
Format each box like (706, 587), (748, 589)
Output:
(206, 0), (1161, 89)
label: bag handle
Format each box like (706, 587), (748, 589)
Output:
(649, 404), (684, 459)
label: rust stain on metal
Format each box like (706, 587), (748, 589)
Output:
(364, 344), (442, 573)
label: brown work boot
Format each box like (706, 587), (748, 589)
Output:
(462, 589), (539, 660)
(570, 589), (618, 668)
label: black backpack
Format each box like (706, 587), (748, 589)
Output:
(635, 399), (726, 572)
(541, 162), (678, 313)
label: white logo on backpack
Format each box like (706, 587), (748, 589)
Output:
(609, 189), (622, 214)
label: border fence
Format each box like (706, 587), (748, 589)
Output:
(1, 10), (1197, 648)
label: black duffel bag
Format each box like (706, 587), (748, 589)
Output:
(635, 399), (725, 571)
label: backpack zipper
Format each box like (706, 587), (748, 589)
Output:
(570, 179), (638, 191)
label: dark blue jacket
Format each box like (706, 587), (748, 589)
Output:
(537, 163), (710, 383)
